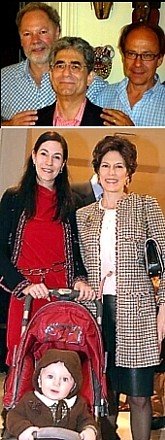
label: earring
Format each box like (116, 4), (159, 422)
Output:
(59, 168), (63, 174)
(125, 177), (129, 187)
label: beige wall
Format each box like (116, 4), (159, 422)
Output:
(25, 127), (165, 214)
(0, 128), (27, 198)
(0, 127), (165, 213)
(48, 2), (165, 83)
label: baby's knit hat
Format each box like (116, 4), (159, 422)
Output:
(33, 348), (83, 398)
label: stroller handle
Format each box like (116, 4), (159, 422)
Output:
(21, 289), (102, 335)
(21, 289), (79, 335)
(33, 427), (81, 439)
(49, 288), (80, 300)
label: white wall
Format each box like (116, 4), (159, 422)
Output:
(48, 2), (165, 83)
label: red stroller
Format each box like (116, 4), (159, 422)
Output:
(3, 290), (108, 440)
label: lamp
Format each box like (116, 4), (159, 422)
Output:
(92, 2), (113, 19)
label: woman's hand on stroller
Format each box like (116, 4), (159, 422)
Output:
(74, 281), (96, 301)
(19, 426), (40, 440)
(23, 283), (50, 301)
(80, 427), (97, 440)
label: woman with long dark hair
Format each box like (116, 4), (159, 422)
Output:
(0, 130), (94, 367)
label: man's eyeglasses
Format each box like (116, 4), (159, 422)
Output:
(50, 61), (88, 73)
(124, 51), (160, 61)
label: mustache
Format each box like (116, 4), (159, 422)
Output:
(30, 43), (48, 51)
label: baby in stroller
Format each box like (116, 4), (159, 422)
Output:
(6, 349), (97, 440)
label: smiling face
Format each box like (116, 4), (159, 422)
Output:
(39, 361), (75, 400)
(123, 27), (163, 88)
(99, 150), (128, 195)
(19, 10), (59, 65)
(32, 140), (64, 189)
(50, 48), (93, 98)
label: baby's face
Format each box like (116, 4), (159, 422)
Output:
(39, 361), (75, 400)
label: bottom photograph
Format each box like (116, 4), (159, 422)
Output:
(0, 127), (165, 440)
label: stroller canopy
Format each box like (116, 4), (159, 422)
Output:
(4, 300), (107, 415)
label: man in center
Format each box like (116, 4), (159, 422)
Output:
(36, 36), (104, 126)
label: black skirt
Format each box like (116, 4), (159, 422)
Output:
(102, 295), (155, 397)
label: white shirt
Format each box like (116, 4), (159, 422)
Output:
(35, 390), (77, 408)
(100, 203), (116, 295)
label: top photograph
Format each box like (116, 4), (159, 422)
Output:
(1, 1), (165, 127)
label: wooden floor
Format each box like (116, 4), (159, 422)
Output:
(0, 373), (164, 439)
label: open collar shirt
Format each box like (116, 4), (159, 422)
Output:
(53, 99), (87, 126)
(1, 59), (108, 121)
(90, 75), (165, 126)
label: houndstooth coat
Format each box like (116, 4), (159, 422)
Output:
(76, 193), (165, 368)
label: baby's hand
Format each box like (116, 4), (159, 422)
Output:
(19, 426), (39, 440)
(80, 427), (96, 440)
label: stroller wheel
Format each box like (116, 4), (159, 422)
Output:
(32, 427), (81, 440)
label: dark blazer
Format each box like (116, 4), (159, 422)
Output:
(71, 181), (96, 210)
(36, 99), (104, 126)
